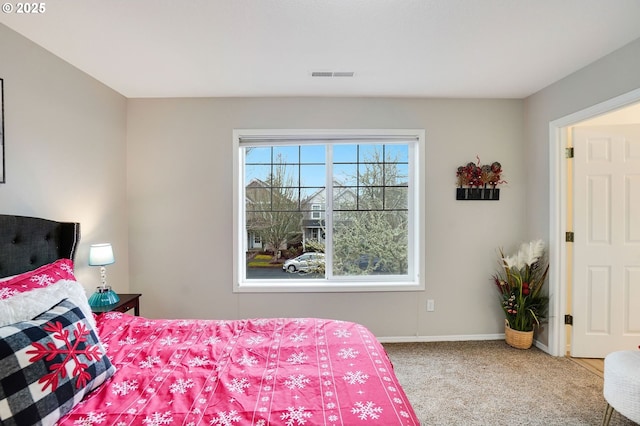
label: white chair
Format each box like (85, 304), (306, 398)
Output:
(603, 350), (640, 425)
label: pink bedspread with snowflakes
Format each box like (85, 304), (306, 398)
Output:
(60, 313), (419, 425)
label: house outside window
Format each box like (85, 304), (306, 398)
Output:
(233, 129), (425, 292)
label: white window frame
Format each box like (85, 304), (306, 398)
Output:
(232, 129), (425, 293)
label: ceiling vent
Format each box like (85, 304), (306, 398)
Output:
(311, 71), (355, 77)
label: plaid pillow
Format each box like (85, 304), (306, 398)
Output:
(0, 299), (115, 426)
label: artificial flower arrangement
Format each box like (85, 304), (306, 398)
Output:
(456, 156), (505, 188)
(493, 240), (549, 333)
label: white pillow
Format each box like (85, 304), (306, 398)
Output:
(0, 279), (96, 328)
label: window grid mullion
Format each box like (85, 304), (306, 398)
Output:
(325, 144), (333, 280)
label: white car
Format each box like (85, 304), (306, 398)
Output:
(283, 252), (325, 273)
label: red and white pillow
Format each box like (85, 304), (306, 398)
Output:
(0, 259), (76, 299)
(0, 259), (95, 328)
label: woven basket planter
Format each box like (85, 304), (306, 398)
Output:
(504, 320), (534, 349)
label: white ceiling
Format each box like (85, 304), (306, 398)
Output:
(2, 0), (640, 99)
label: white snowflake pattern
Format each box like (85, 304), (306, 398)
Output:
(289, 333), (308, 343)
(170, 378), (195, 394)
(202, 336), (221, 345)
(60, 263), (74, 273)
(30, 273), (55, 286)
(104, 311), (123, 320)
(112, 379), (139, 396)
(237, 353), (258, 367)
(343, 370), (369, 385)
(333, 329), (351, 338)
(280, 406), (312, 426)
(351, 401), (383, 420)
(284, 374), (310, 390)
(73, 411), (106, 425)
(245, 336), (265, 345)
(227, 377), (250, 394)
(188, 355), (212, 367)
(209, 409), (242, 425)
(118, 336), (138, 346)
(160, 336), (179, 346)
(142, 411), (173, 425)
(177, 320), (194, 326)
(139, 355), (161, 369)
(287, 352), (308, 364)
(337, 348), (359, 359)
(0, 287), (18, 299)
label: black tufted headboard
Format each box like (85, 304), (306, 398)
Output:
(0, 215), (80, 278)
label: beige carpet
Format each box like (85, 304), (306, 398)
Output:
(383, 340), (636, 425)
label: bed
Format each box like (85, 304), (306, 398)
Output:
(0, 214), (419, 425)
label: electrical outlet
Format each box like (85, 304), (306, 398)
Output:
(427, 299), (435, 312)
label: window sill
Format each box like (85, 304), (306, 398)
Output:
(234, 279), (424, 293)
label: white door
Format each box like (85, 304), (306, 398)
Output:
(571, 124), (640, 358)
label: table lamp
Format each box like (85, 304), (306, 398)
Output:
(87, 243), (119, 308)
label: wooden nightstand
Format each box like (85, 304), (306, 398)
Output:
(91, 293), (141, 316)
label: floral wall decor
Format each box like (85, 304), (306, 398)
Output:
(455, 156), (505, 200)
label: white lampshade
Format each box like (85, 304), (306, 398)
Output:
(89, 243), (115, 266)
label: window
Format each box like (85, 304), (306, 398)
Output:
(233, 129), (425, 292)
(311, 204), (322, 220)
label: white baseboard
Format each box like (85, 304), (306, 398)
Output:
(377, 333), (505, 343)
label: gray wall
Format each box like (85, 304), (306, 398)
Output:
(0, 24), (129, 292)
(127, 97), (525, 338)
(523, 37), (640, 348)
(524, 37), (640, 240)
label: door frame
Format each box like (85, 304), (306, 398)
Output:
(547, 87), (640, 357)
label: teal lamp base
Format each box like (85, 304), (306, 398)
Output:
(88, 286), (120, 308)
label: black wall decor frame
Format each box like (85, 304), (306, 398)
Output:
(0, 78), (4, 183)
(456, 187), (500, 200)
